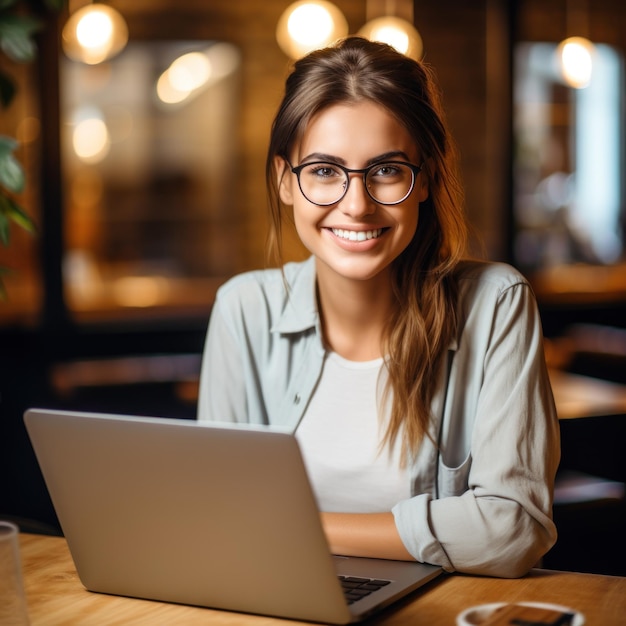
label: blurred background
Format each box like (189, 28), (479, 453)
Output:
(1, 0), (625, 575)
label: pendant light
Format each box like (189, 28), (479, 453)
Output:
(358, 0), (422, 60)
(276, 1), (349, 60)
(62, 2), (128, 65)
(556, 0), (595, 88)
(276, 0), (423, 61)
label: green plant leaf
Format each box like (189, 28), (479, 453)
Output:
(0, 134), (18, 156)
(0, 0), (65, 300)
(0, 14), (42, 63)
(2, 195), (36, 233)
(0, 139), (24, 193)
(0, 136), (24, 193)
(0, 192), (37, 246)
(0, 152), (23, 192)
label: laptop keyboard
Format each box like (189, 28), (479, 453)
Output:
(338, 575), (392, 604)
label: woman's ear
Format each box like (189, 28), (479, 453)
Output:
(275, 156), (294, 205)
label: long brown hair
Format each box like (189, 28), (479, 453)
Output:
(266, 37), (468, 459)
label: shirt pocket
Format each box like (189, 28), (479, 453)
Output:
(437, 452), (472, 497)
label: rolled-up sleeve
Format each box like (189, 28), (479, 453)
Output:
(393, 270), (560, 577)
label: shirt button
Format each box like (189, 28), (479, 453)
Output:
(294, 393), (301, 405)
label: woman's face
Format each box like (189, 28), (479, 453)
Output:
(277, 100), (428, 285)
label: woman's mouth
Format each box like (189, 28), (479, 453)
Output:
(330, 228), (384, 242)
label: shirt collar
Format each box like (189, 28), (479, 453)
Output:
(271, 255), (458, 351)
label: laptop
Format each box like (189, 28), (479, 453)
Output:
(24, 408), (443, 624)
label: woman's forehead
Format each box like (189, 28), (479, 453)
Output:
(294, 101), (419, 162)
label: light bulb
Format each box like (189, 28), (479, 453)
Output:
(63, 4), (128, 65)
(276, 1), (348, 60)
(358, 16), (423, 60)
(557, 36), (595, 88)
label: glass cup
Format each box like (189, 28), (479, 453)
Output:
(0, 521), (30, 625)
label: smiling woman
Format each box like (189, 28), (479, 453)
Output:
(198, 36), (560, 578)
(276, 101), (425, 286)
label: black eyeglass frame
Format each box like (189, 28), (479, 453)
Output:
(286, 159), (424, 207)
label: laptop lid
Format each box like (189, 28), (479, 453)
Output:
(24, 408), (442, 624)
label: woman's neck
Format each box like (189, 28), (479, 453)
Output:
(315, 264), (395, 362)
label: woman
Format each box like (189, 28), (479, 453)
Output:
(198, 36), (559, 577)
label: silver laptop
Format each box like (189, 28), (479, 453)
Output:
(24, 408), (442, 624)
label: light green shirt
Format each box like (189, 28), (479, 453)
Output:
(198, 256), (559, 577)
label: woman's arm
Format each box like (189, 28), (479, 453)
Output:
(197, 295), (249, 423)
(321, 512), (414, 561)
(393, 277), (560, 577)
(322, 272), (559, 577)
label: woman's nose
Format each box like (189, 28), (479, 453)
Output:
(338, 174), (376, 217)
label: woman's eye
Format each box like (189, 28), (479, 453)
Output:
(309, 164), (340, 178)
(374, 164), (400, 177)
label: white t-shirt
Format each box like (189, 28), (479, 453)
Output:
(295, 351), (411, 513)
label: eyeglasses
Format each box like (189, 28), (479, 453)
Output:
(287, 159), (424, 207)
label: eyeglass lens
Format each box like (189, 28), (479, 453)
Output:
(297, 162), (415, 205)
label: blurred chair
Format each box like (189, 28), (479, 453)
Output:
(544, 413), (626, 575)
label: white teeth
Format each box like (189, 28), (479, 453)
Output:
(331, 228), (383, 241)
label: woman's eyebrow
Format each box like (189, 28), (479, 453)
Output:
(366, 151), (411, 165)
(298, 151), (412, 166)
(299, 152), (347, 165)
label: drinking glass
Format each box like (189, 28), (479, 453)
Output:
(0, 521), (30, 625)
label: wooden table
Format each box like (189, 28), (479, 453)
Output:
(18, 534), (626, 625)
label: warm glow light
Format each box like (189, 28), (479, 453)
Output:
(76, 9), (113, 49)
(288, 4), (334, 45)
(358, 16), (423, 60)
(62, 4), (128, 65)
(557, 36), (595, 88)
(169, 52), (212, 92)
(72, 111), (110, 163)
(369, 25), (409, 53)
(157, 52), (212, 105)
(156, 43), (241, 106)
(276, 1), (348, 59)
(156, 72), (190, 104)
